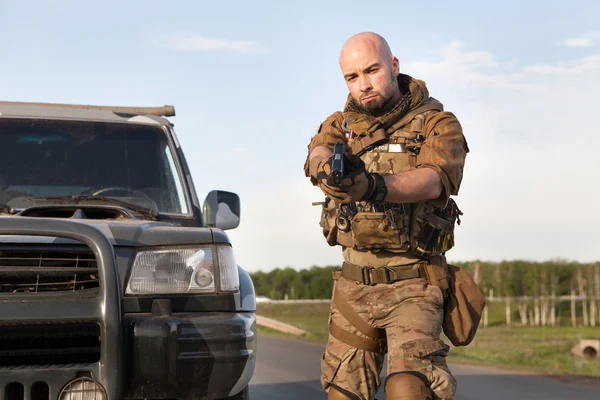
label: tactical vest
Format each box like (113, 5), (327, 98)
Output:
(318, 102), (462, 258)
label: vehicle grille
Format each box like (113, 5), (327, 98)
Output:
(0, 246), (98, 294)
(0, 322), (101, 367)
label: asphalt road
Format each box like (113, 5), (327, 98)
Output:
(249, 335), (600, 400)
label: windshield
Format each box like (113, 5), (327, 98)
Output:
(0, 118), (189, 214)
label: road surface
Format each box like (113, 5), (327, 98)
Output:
(249, 335), (600, 399)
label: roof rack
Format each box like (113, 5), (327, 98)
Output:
(0, 101), (176, 117)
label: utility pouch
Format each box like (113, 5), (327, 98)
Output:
(411, 198), (462, 257)
(350, 211), (409, 251)
(319, 197), (338, 246)
(422, 258), (485, 347)
(318, 197), (354, 248)
(442, 264), (486, 347)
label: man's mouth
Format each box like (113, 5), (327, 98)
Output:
(361, 95), (378, 103)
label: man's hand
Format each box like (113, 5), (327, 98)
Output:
(308, 154), (334, 187)
(320, 154), (377, 204)
(309, 147), (381, 204)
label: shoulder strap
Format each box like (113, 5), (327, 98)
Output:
(386, 98), (443, 135)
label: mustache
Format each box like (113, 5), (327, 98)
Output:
(360, 92), (379, 101)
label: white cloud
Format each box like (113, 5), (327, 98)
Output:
(501, 59), (521, 70)
(525, 54), (600, 74)
(404, 41), (535, 90)
(152, 32), (266, 54)
(562, 38), (595, 48)
(406, 39), (600, 82)
(559, 31), (600, 47)
(232, 147), (250, 154)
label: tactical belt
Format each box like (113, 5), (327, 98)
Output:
(341, 261), (426, 285)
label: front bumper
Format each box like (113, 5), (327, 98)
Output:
(0, 310), (256, 400)
(124, 306), (257, 399)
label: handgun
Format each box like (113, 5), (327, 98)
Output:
(331, 142), (345, 186)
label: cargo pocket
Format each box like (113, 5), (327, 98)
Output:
(351, 212), (409, 250)
(400, 338), (449, 381)
(320, 338), (360, 393)
(401, 338), (455, 400)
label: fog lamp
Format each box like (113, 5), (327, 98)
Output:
(59, 378), (106, 400)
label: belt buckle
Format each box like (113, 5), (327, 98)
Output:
(361, 266), (373, 285)
(383, 267), (397, 283)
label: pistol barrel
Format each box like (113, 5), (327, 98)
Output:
(331, 143), (345, 185)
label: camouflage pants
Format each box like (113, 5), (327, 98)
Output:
(321, 274), (456, 400)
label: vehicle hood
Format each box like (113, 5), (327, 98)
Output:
(0, 216), (230, 247)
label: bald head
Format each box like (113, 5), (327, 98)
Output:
(339, 32), (393, 66)
(338, 32), (402, 116)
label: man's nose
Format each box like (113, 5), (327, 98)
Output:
(359, 76), (372, 92)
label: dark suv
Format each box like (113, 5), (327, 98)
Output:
(0, 102), (257, 400)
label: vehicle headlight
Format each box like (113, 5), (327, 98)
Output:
(125, 245), (239, 295)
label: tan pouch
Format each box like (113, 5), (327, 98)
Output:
(318, 198), (354, 248)
(442, 264), (486, 347)
(319, 197), (338, 246)
(350, 212), (409, 251)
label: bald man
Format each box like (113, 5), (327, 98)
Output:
(304, 32), (471, 400)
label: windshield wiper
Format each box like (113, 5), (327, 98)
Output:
(27, 195), (159, 220)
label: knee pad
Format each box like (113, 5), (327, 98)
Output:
(385, 373), (433, 400)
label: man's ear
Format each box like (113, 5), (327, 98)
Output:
(392, 56), (400, 75)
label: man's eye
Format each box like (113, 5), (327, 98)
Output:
(368, 68), (379, 74)
(347, 76), (357, 82)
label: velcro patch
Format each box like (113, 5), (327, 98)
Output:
(373, 143), (406, 153)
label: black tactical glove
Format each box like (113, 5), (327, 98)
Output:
(320, 154), (387, 204)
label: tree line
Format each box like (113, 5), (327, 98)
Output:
(250, 265), (340, 300)
(250, 259), (600, 327)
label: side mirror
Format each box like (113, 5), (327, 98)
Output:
(203, 190), (241, 230)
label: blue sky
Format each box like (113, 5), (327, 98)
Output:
(1, 1), (599, 272)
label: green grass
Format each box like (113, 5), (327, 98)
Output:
(257, 303), (600, 377)
(449, 326), (600, 376)
(258, 303), (331, 344)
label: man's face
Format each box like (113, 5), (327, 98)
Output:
(340, 41), (400, 115)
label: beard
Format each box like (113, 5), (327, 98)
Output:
(358, 93), (393, 115)
(353, 74), (399, 116)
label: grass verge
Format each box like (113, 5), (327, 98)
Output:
(257, 303), (600, 377)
